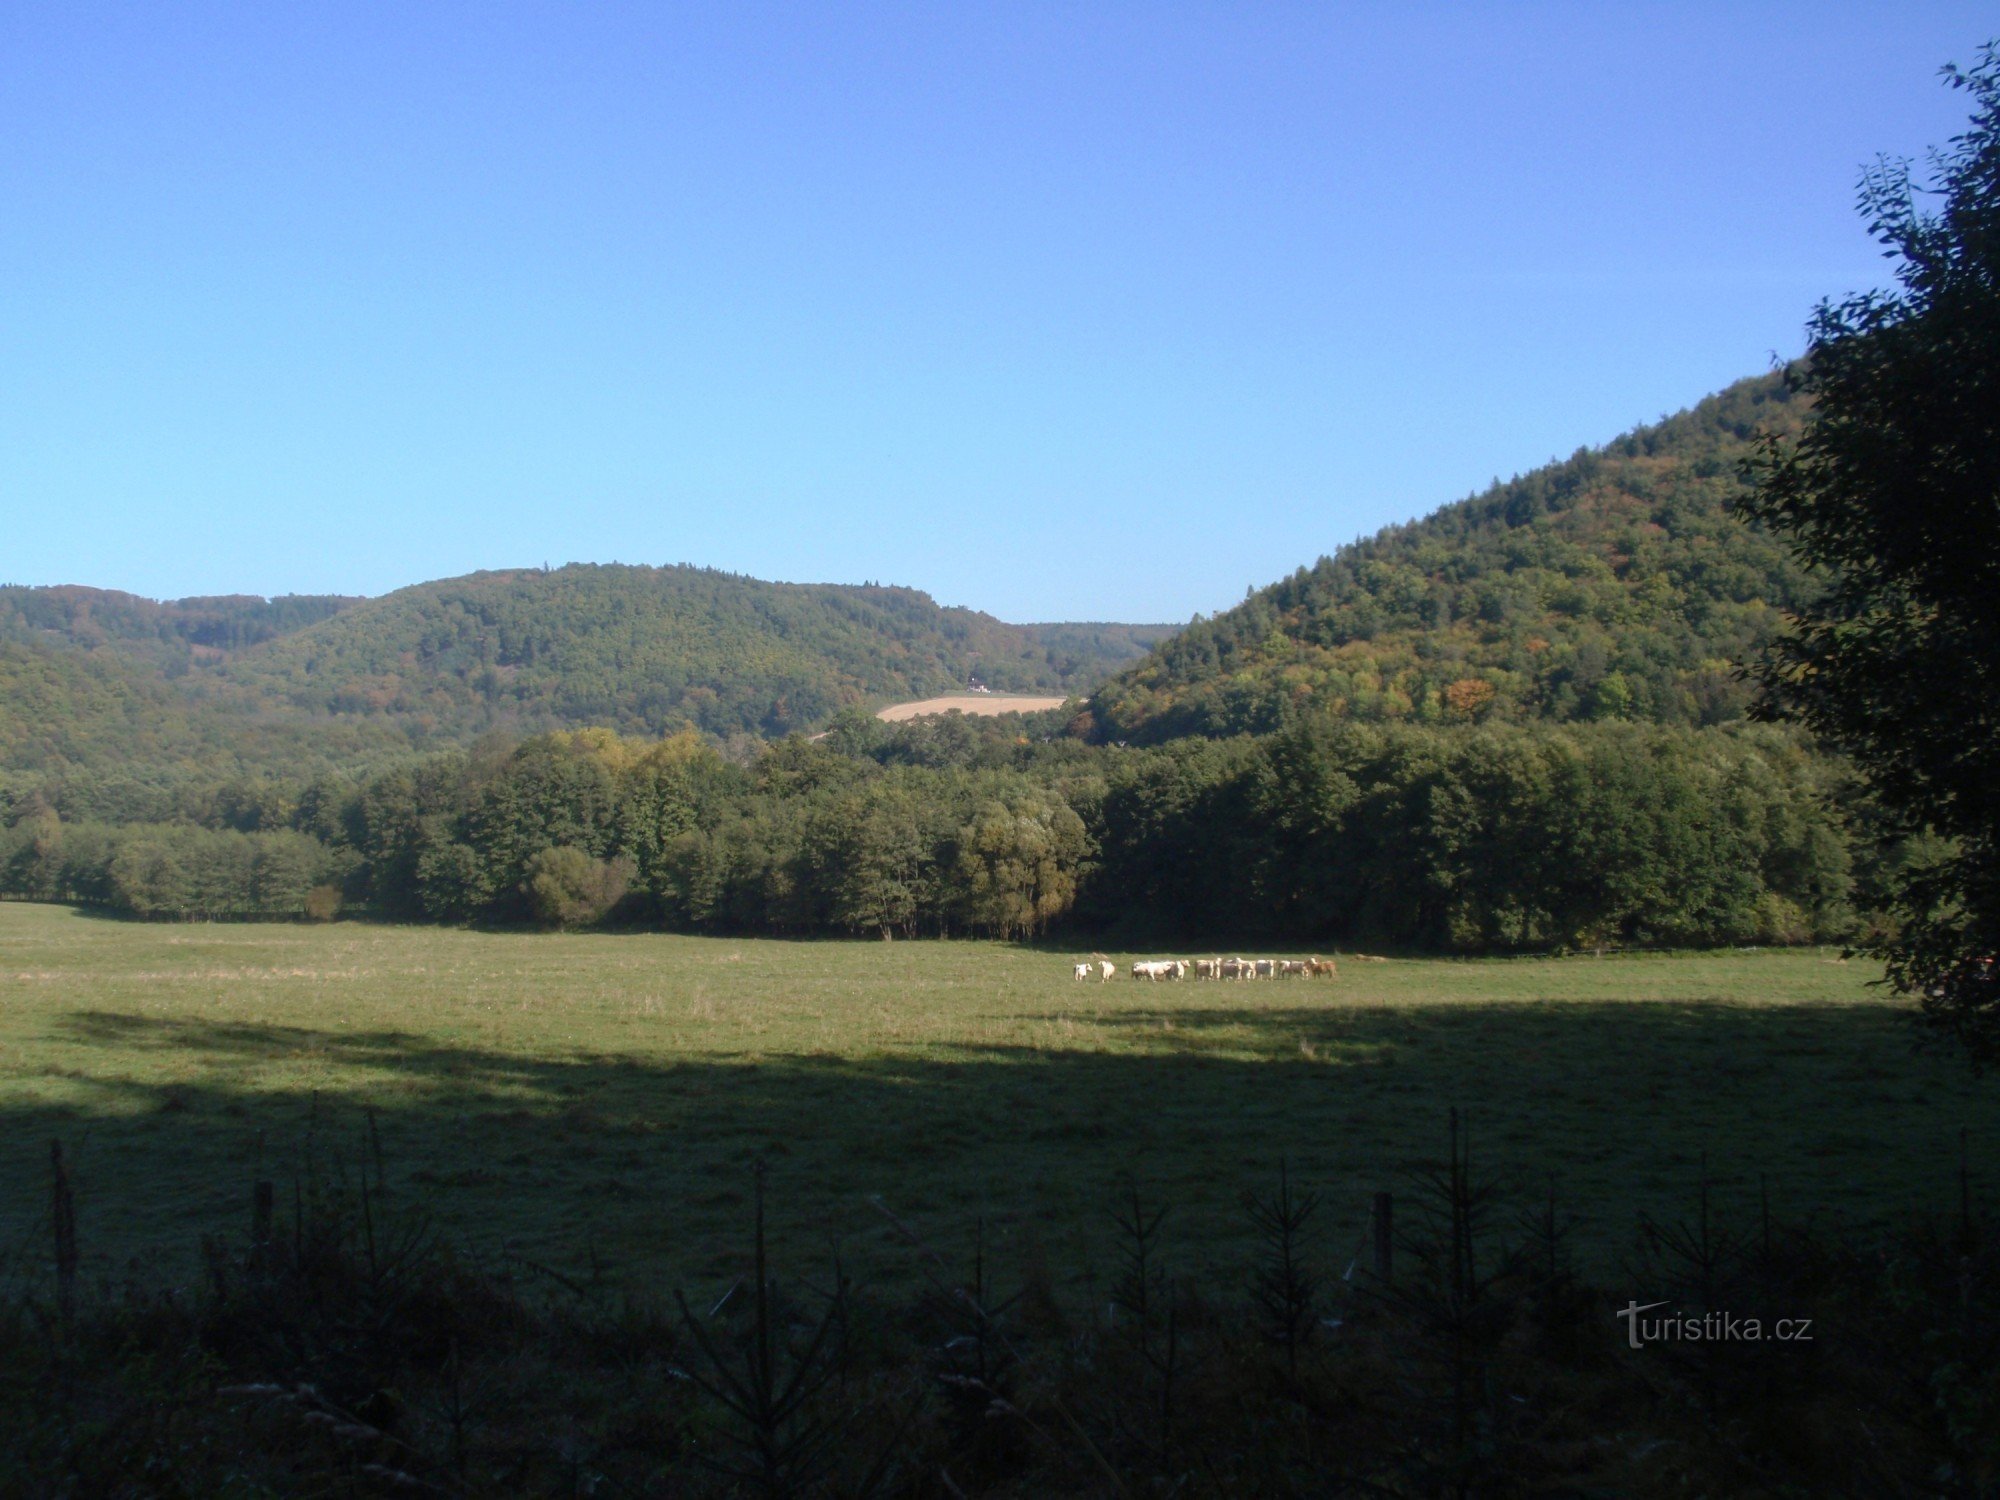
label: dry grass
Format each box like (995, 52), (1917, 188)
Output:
(873, 694), (1068, 720)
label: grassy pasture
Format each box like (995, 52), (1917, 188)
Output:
(1, 901), (1993, 1304)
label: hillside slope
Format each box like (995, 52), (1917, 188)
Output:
(0, 587), (358, 672)
(1088, 373), (1813, 742)
(0, 635), (414, 801)
(2, 567), (1169, 760)
(206, 565), (1167, 738)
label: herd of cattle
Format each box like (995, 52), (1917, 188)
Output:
(1071, 956), (1339, 981)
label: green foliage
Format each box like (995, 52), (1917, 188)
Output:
(1090, 373), (1816, 742)
(0, 572), (1159, 805)
(81, 564), (1153, 742)
(0, 584), (356, 673)
(0, 632), (421, 815)
(1741, 45), (2000, 1063)
(1085, 719), (1856, 951)
(1, 813), (345, 919)
(811, 783), (936, 938)
(953, 790), (1090, 939)
(0, 359), (1893, 955)
(304, 716), (1858, 949)
(2, 705), (1863, 947)
(523, 845), (635, 929)
(308, 728), (1104, 939)
(2, 667), (1865, 948)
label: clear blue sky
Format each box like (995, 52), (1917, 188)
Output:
(2, 4), (1991, 623)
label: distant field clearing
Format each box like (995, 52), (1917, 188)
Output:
(876, 693), (1068, 720)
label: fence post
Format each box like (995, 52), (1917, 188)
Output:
(1371, 1191), (1393, 1284)
(253, 1179), (275, 1246)
(51, 1140), (77, 1322)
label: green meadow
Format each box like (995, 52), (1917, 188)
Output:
(2, 901), (1991, 1301)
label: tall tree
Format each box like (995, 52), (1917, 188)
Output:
(1741, 45), (2000, 1061)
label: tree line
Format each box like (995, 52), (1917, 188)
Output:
(1, 711), (1861, 951)
(0, 813), (346, 921)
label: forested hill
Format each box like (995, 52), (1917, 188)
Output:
(1087, 373), (1814, 743)
(204, 566), (1165, 737)
(1, 566), (1169, 759)
(0, 587), (359, 671)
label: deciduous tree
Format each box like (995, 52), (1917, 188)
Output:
(1742, 46), (2000, 1061)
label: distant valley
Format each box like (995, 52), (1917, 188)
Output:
(1, 367), (1865, 962)
(5, 369), (1816, 801)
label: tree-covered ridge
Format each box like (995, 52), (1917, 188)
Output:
(0, 636), (204, 773)
(206, 564), (1164, 738)
(0, 585), (358, 672)
(0, 591), (400, 799)
(35, 566), (1166, 741)
(0, 635), (420, 815)
(1, 567), (1167, 754)
(1089, 373), (1814, 742)
(1011, 620), (1172, 681)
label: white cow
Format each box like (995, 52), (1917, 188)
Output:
(1073, 962), (1092, 981)
(1098, 960), (1116, 982)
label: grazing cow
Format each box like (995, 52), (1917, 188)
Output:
(1099, 960), (1116, 982)
(1254, 959), (1276, 979)
(1073, 962), (1092, 981)
(1308, 956), (1339, 979)
(1133, 960), (1173, 982)
(1279, 960), (1307, 978)
(1194, 957), (1220, 980)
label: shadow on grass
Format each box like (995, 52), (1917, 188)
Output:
(6, 998), (1994, 1296)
